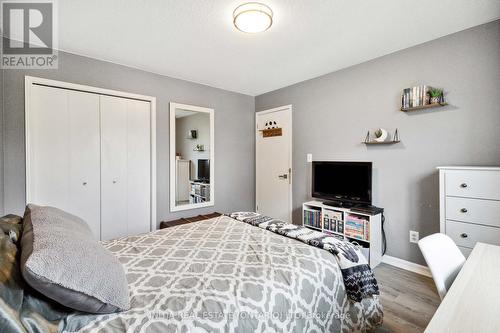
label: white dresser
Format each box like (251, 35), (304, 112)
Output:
(438, 166), (500, 257)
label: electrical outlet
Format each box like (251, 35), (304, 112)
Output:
(409, 230), (419, 243)
(307, 153), (313, 162)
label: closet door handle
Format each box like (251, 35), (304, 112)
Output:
(460, 183), (468, 188)
(460, 208), (468, 213)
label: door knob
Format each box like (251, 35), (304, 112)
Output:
(278, 174), (288, 180)
(460, 208), (468, 213)
(113, 180), (118, 184)
(460, 183), (468, 188)
(460, 233), (468, 238)
(82, 182), (87, 186)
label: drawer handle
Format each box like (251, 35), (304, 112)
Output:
(460, 208), (468, 213)
(460, 233), (468, 238)
(460, 183), (468, 188)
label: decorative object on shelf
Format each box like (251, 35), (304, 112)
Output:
(260, 120), (283, 137)
(187, 130), (197, 139)
(374, 128), (388, 142)
(401, 85), (447, 112)
(193, 144), (205, 151)
(429, 88), (444, 104)
(364, 128), (400, 145)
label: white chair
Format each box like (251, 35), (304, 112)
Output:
(418, 233), (466, 300)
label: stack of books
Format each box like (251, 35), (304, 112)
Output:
(402, 85), (430, 109)
(303, 209), (321, 229)
(345, 214), (370, 241)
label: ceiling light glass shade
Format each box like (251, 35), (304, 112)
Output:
(233, 3), (273, 33)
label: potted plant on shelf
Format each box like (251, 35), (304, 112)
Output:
(429, 88), (444, 104)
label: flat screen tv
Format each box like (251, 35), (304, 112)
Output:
(312, 161), (372, 206)
(197, 159), (210, 183)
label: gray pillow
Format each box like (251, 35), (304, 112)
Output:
(20, 204), (130, 313)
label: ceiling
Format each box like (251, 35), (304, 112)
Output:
(59, 0), (500, 96)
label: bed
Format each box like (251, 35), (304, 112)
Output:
(65, 214), (382, 332)
(1, 213), (382, 333)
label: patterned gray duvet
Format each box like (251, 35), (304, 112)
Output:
(65, 215), (383, 332)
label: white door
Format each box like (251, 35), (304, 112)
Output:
(100, 96), (151, 240)
(27, 85), (101, 238)
(256, 106), (292, 222)
(125, 99), (151, 236)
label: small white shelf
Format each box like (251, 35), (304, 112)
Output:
(346, 235), (370, 244)
(305, 225), (322, 232)
(324, 230), (344, 237)
(302, 200), (382, 268)
(190, 181), (210, 204)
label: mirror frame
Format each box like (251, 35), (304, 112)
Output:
(169, 102), (215, 212)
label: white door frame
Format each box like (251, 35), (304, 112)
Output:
(24, 76), (157, 231)
(255, 105), (293, 222)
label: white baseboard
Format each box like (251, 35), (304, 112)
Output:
(382, 255), (432, 277)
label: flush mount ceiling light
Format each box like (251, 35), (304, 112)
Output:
(233, 2), (273, 33)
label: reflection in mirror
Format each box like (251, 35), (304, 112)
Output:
(170, 103), (214, 211)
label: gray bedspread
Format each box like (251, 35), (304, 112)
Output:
(63, 215), (382, 332)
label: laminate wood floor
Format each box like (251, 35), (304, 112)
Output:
(372, 263), (440, 333)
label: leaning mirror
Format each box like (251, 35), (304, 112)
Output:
(170, 102), (214, 212)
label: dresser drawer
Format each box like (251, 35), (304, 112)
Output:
(446, 220), (500, 248)
(445, 170), (500, 200)
(446, 197), (500, 228)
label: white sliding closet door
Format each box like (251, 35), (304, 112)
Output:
(28, 85), (101, 238)
(100, 96), (151, 240)
(125, 99), (151, 235)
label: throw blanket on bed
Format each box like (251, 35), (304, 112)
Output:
(230, 212), (380, 302)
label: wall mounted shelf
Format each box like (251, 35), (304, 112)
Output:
(401, 102), (448, 112)
(363, 140), (401, 145)
(364, 128), (400, 145)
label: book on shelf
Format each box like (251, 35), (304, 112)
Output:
(401, 85), (430, 109)
(345, 214), (370, 241)
(304, 209), (321, 229)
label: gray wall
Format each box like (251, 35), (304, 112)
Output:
(255, 20), (500, 265)
(1, 51), (255, 224)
